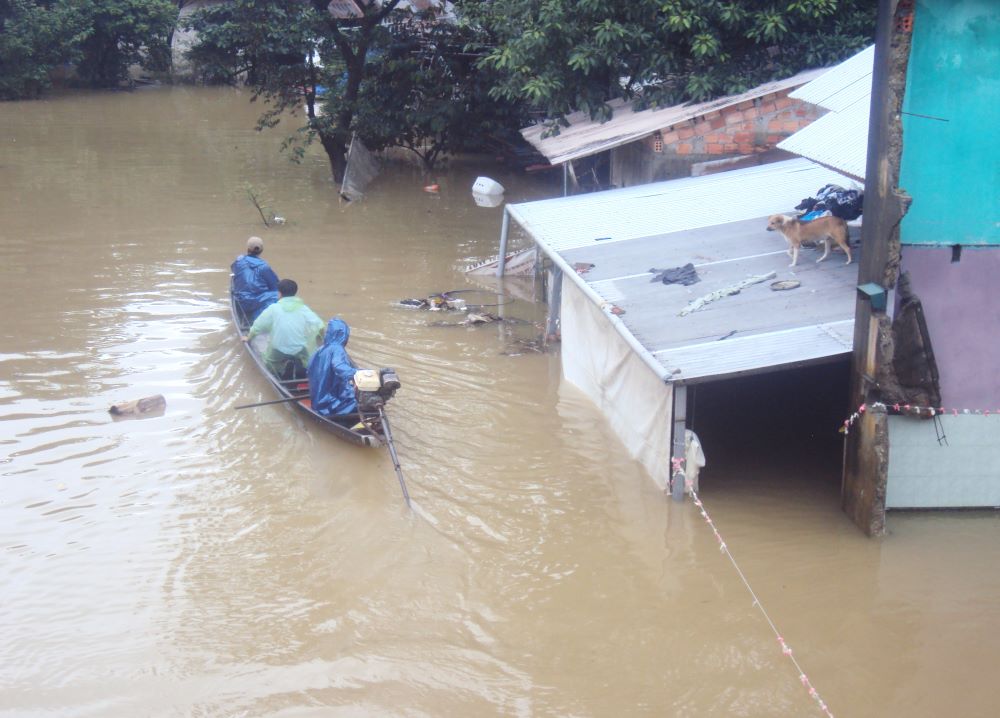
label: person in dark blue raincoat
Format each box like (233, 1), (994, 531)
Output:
(308, 318), (358, 417)
(232, 236), (279, 322)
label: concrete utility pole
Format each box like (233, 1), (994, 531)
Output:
(842, 0), (916, 536)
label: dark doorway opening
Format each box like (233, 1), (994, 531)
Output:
(689, 359), (851, 494)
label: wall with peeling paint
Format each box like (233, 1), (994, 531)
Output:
(899, 0), (1000, 246)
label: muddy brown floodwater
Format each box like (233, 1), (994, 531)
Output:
(1, 87), (999, 718)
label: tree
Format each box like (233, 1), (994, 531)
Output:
(0, 0), (178, 99)
(187, 0), (402, 183)
(356, 12), (526, 168)
(456, 0), (876, 129)
(74, 0), (178, 88)
(186, 0), (524, 182)
(0, 0), (86, 99)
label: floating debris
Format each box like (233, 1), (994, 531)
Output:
(471, 176), (504, 195)
(396, 289), (514, 312)
(109, 394), (166, 419)
(466, 247), (537, 276)
(397, 298), (428, 309)
(465, 312), (498, 324)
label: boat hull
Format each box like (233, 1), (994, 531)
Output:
(230, 286), (383, 448)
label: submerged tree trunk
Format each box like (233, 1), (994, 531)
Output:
(320, 132), (348, 184)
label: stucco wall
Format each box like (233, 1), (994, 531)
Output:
(899, 0), (1000, 245)
(900, 247), (1000, 408)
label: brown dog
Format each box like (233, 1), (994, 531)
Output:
(766, 214), (852, 267)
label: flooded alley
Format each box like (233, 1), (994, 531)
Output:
(2, 87), (999, 717)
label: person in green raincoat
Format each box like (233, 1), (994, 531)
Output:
(243, 278), (325, 379)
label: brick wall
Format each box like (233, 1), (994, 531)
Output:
(648, 89), (822, 157)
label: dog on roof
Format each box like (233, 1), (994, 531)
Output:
(766, 214), (852, 267)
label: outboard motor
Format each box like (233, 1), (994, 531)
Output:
(379, 368), (401, 398)
(354, 368), (402, 412)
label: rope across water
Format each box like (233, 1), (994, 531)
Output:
(672, 457), (835, 717)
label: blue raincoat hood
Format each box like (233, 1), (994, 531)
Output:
(307, 318), (357, 417)
(323, 318), (350, 347)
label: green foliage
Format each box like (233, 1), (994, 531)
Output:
(356, 16), (526, 167)
(456, 0), (876, 125)
(185, 0), (356, 178)
(0, 0), (86, 99)
(0, 0), (178, 98)
(185, 0), (526, 180)
(74, 0), (178, 88)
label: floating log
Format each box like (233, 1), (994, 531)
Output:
(109, 394), (166, 419)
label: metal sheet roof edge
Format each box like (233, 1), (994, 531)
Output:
(661, 348), (853, 386)
(505, 204), (676, 385)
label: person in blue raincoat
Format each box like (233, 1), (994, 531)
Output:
(232, 236), (279, 322)
(307, 318), (358, 417)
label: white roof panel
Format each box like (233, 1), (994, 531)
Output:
(507, 158), (856, 253)
(778, 46), (874, 181)
(790, 45), (874, 111)
(778, 99), (870, 181)
(507, 160), (862, 384)
(653, 321), (854, 382)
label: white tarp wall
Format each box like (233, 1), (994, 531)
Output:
(560, 280), (674, 488)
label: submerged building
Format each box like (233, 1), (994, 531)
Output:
(486, 0), (999, 535)
(520, 70), (826, 193)
(841, 0), (1000, 533)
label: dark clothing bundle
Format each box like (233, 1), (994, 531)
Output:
(795, 184), (864, 221)
(650, 263), (700, 286)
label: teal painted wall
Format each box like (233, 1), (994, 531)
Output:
(899, 0), (1000, 245)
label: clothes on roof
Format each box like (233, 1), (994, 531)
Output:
(650, 263), (700, 286)
(796, 184), (864, 221)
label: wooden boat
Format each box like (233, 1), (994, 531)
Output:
(230, 286), (387, 448)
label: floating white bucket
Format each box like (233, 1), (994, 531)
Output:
(472, 191), (504, 208)
(471, 176), (505, 195)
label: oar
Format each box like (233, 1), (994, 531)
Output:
(233, 397), (365, 424)
(234, 394), (309, 410)
(377, 405), (411, 508)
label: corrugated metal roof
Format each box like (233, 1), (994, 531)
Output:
(507, 158), (856, 253)
(778, 45), (874, 182)
(521, 68), (828, 166)
(778, 99), (870, 182)
(507, 161), (861, 384)
(789, 45), (874, 111)
(652, 321), (854, 382)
